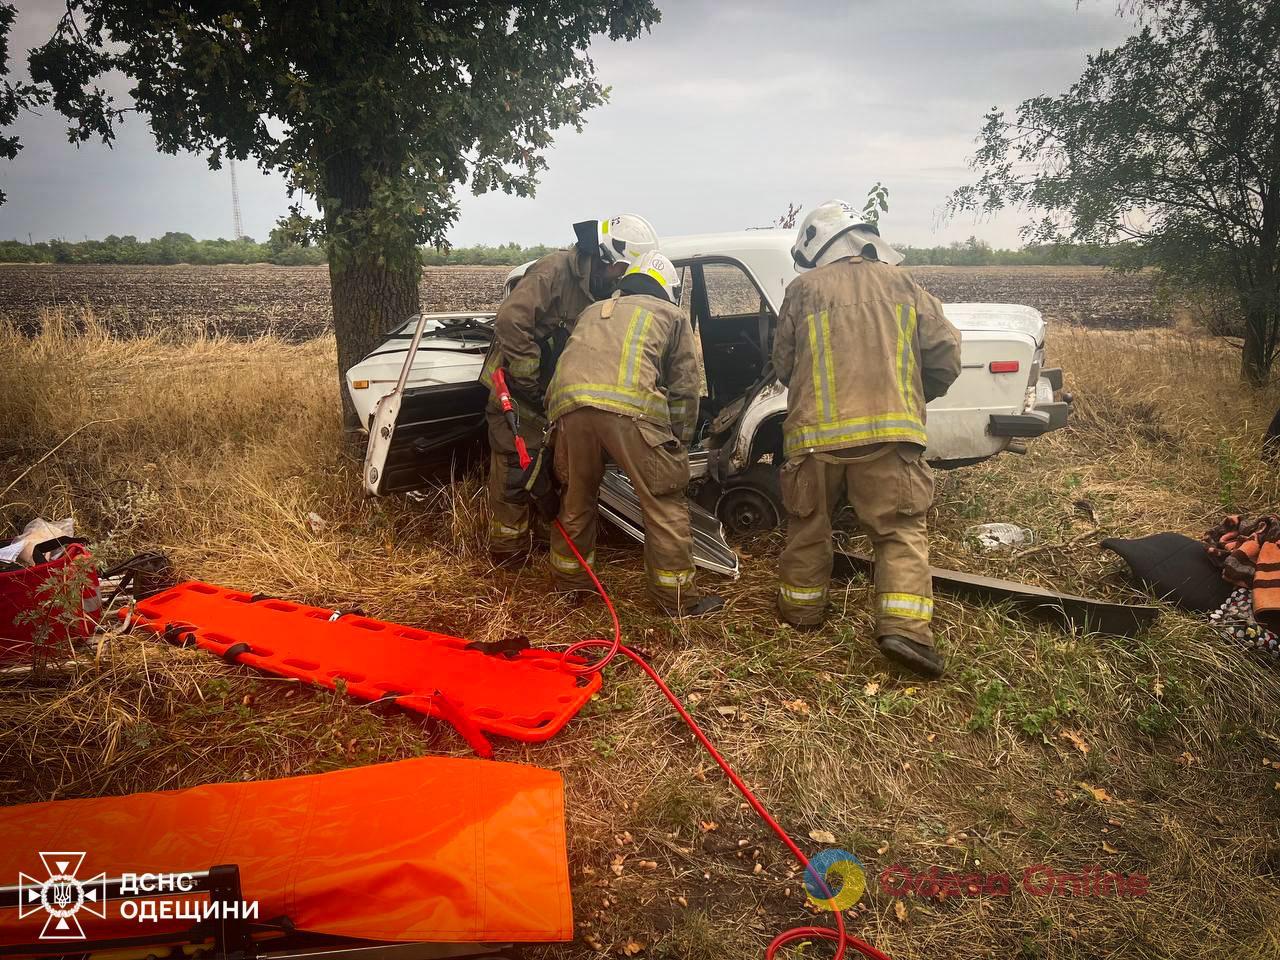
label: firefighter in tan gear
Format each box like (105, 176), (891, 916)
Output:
(773, 200), (962, 678)
(546, 252), (724, 617)
(484, 215), (659, 562)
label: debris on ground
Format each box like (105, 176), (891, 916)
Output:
(964, 522), (1035, 552)
(0, 517), (77, 568)
(1101, 531), (1233, 612)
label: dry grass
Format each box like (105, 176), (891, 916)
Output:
(3, 307), (1280, 959)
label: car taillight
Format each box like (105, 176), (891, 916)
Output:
(989, 361), (1020, 374)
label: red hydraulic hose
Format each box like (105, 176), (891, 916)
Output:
(555, 522), (892, 960)
(492, 367), (891, 958)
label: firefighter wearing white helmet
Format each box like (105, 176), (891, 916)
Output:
(592, 214), (660, 270)
(483, 215), (661, 562)
(773, 200), (962, 678)
(545, 251), (723, 617)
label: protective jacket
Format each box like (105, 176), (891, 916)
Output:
(771, 257), (962, 457)
(546, 291), (701, 446)
(485, 247), (595, 397)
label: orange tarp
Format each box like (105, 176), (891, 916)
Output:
(0, 757), (573, 949)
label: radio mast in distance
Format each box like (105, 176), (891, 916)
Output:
(229, 158), (244, 240)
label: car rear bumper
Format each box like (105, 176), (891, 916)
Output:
(990, 411), (1052, 437)
(990, 366), (1072, 438)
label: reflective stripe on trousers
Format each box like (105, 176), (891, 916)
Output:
(550, 546), (595, 574)
(652, 566), (695, 588)
(779, 581), (828, 606)
(877, 592), (933, 622)
(490, 517), (529, 539)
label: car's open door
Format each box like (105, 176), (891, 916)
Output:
(363, 314), (491, 496)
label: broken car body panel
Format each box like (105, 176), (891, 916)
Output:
(833, 550), (1159, 638)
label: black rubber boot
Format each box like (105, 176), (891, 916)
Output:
(559, 588), (598, 607)
(679, 595), (726, 618)
(876, 634), (945, 679)
(489, 549), (528, 568)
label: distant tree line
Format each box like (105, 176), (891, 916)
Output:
(899, 236), (1143, 268)
(0, 234), (562, 267)
(420, 241), (556, 266)
(1, 232), (1138, 269)
(0, 231), (326, 265)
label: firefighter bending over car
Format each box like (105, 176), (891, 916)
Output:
(483, 215), (659, 563)
(773, 200), (962, 678)
(545, 252), (723, 618)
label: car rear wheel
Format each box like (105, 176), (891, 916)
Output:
(715, 465), (783, 536)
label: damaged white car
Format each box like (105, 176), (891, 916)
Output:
(349, 230), (1071, 572)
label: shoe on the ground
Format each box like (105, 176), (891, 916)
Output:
(489, 549), (528, 568)
(678, 594), (726, 618)
(876, 634), (945, 679)
(559, 587), (598, 606)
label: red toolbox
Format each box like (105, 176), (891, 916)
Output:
(0, 543), (101, 661)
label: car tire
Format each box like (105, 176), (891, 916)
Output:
(716, 465), (783, 536)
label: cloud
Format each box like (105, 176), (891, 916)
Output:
(0, 0), (1135, 249)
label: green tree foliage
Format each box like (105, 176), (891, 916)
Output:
(0, 2), (47, 204)
(948, 0), (1280, 384)
(861, 182), (889, 228)
(31, 1), (660, 423)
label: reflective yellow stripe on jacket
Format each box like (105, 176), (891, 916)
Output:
(618, 307), (654, 389)
(895, 304), (920, 417)
(784, 414), (927, 457)
(808, 309), (838, 425)
(547, 382), (670, 422)
(782, 303), (927, 457)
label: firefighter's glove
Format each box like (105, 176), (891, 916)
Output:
(521, 448), (561, 522)
(510, 377), (542, 411)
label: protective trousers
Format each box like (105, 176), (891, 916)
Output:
(486, 396), (547, 556)
(777, 442), (936, 645)
(551, 407), (699, 613)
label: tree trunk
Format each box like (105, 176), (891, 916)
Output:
(1240, 303), (1271, 387)
(323, 152), (422, 431)
(331, 256), (420, 430)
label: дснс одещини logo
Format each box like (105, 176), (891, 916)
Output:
(17, 852), (108, 940)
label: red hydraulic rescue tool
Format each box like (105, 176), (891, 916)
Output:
(492, 367), (534, 471)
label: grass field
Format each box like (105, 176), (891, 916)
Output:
(2, 266), (1279, 960)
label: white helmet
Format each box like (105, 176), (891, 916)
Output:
(623, 251), (682, 304)
(591, 214), (660, 267)
(791, 199), (903, 270)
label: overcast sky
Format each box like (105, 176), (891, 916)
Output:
(0, 0), (1133, 249)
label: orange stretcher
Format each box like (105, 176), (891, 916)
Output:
(123, 581), (600, 756)
(0, 756), (573, 958)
